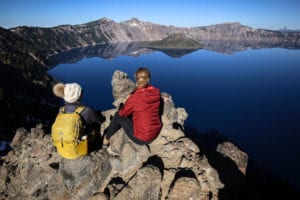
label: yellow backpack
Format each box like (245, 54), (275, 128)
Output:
(51, 106), (88, 159)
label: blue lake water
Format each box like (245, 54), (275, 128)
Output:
(48, 46), (300, 188)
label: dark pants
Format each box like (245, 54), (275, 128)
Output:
(105, 112), (149, 145)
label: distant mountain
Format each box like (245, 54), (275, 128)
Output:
(279, 29), (300, 33)
(279, 26), (300, 33)
(2, 17), (299, 60)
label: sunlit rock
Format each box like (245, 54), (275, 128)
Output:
(0, 70), (257, 199)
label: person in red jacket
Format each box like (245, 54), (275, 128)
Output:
(103, 67), (162, 146)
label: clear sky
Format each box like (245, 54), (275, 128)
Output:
(0, 0), (299, 30)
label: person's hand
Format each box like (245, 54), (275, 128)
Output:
(118, 103), (124, 110)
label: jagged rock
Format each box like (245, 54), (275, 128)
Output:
(0, 70), (253, 199)
(111, 70), (135, 107)
(1, 133), (65, 200)
(59, 150), (112, 199)
(0, 167), (8, 190)
(168, 177), (209, 200)
(102, 70), (223, 199)
(216, 141), (248, 175)
(29, 124), (45, 139)
(113, 165), (161, 200)
(196, 132), (249, 194)
(10, 127), (28, 149)
(106, 129), (151, 181)
(161, 92), (178, 125)
(89, 192), (109, 200)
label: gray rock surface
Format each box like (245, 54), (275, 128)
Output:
(0, 70), (250, 200)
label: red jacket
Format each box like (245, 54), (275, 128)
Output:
(118, 85), (162, 142)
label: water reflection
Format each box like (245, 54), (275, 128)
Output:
(201, 39), (300, 54)
(47, 42), (153, 66)
(47, 40), (300, 66)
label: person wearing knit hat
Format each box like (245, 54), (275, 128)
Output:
(52, 82), (104, 152)
(53, 82), (82, 103)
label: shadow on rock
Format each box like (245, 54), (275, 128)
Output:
(185, 126), (300, 200)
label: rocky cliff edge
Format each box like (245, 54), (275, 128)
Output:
(0, 70), (249, 200)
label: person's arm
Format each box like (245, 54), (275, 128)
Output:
(95, 109), (105, 123)
(81, 107), (100, 130)
(118, 94), (136, 117)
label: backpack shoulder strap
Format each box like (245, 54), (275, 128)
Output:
(75, 106), (87, 130)
(59, 106), (65, 113)
(59, 105), (85, 114)
(75, 106), (86, 115)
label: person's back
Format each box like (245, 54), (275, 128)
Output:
(104, 67), (162, 146)
(119, 84), (161, 141)
(51, 104), (86, 159)
(63, 102), (100, 134)
(51, 83), (102, 159)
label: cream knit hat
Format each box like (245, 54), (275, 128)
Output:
(53, 83), (65, 98)
(63, 83), (82, 103)
(53, 82), (82, 103)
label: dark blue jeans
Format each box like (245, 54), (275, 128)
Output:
(105, 112), (149, 145)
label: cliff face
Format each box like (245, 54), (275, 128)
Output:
(5, 18), (300, 58)
(0, 27), (57, 135)
(0, 28), (56, 135)
(0, 61), (56, 136)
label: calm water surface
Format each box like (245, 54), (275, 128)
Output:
(48, 47), (300, 187)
